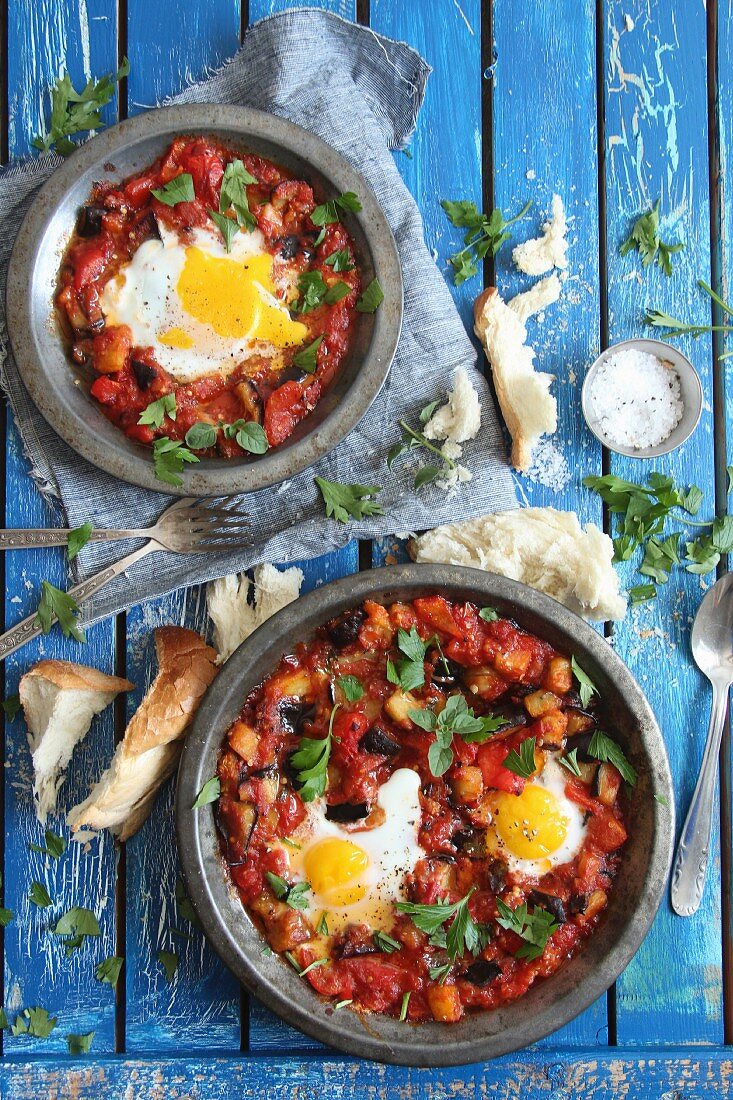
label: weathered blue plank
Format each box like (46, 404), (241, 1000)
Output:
(1, 1049), (732, 1098)
(122, 0), (244, 1053)
(603, 0), (723, 1045)
(488, 0), (607, 1050)
(3, 0), (120, 1055)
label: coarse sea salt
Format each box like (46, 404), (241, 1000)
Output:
(586, 348), (683, 449)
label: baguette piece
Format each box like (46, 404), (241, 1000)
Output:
(20, 661), (133, 824)
(208, 562), (304, 664)
(410, 507), (627, 621)
(67, 627), (217, 841)
(508, 273), (561, 324)
(474, 286), (557, 471)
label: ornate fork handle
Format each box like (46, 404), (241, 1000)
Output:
(0, 543), (155, 661)
(0, 528), (146, 550)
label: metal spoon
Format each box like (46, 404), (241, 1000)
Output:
(670, 572), (733, 916)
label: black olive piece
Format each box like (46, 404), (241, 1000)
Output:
(452, 828), (486, 859)
(325, 801), (370, 823)
(490, 703), (529, 731)
(528, 890), (567, 924)
(359, 726), (401, 756)
(507, 684), (535, 704)
(486, 859), (507, 894)
(568, 894), (588, 916)
(279, 700), (315, 735)
(463, 959), (501, 986)
(77, 204), (105, 237)
(429, 651), (463, 688)
(278, 234), (300, 260)
(325, 606), (366, 647)
(565, 730), (596, 763)
(249, 763), (279, 779)
(131, 359), (158, 391)
(333, 941), (378, 960)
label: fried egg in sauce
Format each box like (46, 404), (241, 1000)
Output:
(100, 222), (307, 382)
(485, 754), (588, 876)
(283, 768), (425, 934)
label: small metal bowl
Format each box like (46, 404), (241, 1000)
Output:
(6, 105), (403, 496)
(581, 337), (703, 459)
(176, 564), (674, 1067)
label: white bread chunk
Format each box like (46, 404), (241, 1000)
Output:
(207, 562), (304, 664)
(410, 507), (627, 621)
(20, 661), (133, 824)
(423, 367), (481, 444)
(508, 273), (562, 323)
(512, 194), (569, 275)
(474, 287), (557, 471)
(67, 627), (217, 841)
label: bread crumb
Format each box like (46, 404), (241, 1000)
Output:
(513, 195), (569, 276)
(508, 273), (562, 323)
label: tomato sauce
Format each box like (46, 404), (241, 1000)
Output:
(56, 136), (361, 459)
(216, 595), (630, 1023)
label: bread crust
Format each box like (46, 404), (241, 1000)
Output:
(20, 659), (133, 698)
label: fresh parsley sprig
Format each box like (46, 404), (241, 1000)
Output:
(67, 522), (93, 561)
(311, 191), (362, 226)
(315, 477), (383, 524)
(386, 625), (431, 693)
(152, 437), (200, 487)
(219, 159), (257, 230)
(265, 872), (311, 911)
(619, 199), (683, 276)
(408, 694), (505, 777)
(571, 657), (598, 709)
(441, 198), (532, 285)
(588, 730), (637, 787)
(33, 59), (130, 156)
(139, 394), (176, 428)
(152, 173), (195, 207)
(495, 899), (559, 961)
(396, 888), (483, 960)
(11, 1006), (57, 1038)
(646, 280), (733, 359)
(192, 776), (220, 809)
(291, 703), (339, 802)
(387, 402), (457, 491)
(35, 582), (85, 643)
(502, 737), (537, 781)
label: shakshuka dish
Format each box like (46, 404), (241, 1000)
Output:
(56, 136), (379, 484)
(216, 594), (634, 1023)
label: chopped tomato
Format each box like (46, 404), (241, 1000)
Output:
(413, 595), (464, 639)
(476, 741), (525, 793)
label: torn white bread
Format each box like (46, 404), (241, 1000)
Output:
(19, 661), (133, 825)
(207, 562), (305, 664)
(410, 507), (627, 622)
(422, 367), (481, 491)
(67, 627), (218, 841)
(508, 273), (562, 324)
(474, 287), (557, 471)
(512, 194), (569, 275)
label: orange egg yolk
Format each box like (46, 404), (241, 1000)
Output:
(492, 785), (570, 859)
(303, 838), (370, 906)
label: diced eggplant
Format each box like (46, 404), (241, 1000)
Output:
(463, 959), (501, 986)
(278, 700), (315, 735)
(565, 707), (596, 736)
(593, 762), (621, 806)
(235, 379), (263, 424)
(528, 889), (567, 924)
(486, 859), (507, 894)
(452, 828), (487, 859)
(568, 893), (588, 916)
(325, 801), (370, 823)
(77, 204), (106, 237)
(131, 359), (158, 391)
(325, 606), (366, 647)
(276, 365), (310, 386)
(565, 730), (595, 763)
(359, 725), (401, 756)
(216, 799), (258, 867)
(491, 703), (529, 731)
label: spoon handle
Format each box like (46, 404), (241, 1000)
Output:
(670, 678), (729, 917)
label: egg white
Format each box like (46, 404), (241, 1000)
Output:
(283, 768), (425, 934)
(100, 222), (304, 383)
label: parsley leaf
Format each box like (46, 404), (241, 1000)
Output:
(324, 281), (351, 305)
(428, 961), (452, 983)
(0, 906), (14, 927)
(293, 271), (328, 313)
(571, 656), (598, 709)
(2, 695), (21, 719)
(292, 335), (323, 373)
(219, 159), (257, 230)
(138, 394), (176, 428)
(645, 279), (733, 351)
(441, 198), (531, 285)
(265, 872), (311, 911)
(399, 992), (411, 1020)
(285, 953), (329, 977)
(208, 210), (239, 252)
(640, 534), (680, 584)
(175, 878), (201, 929)
(35, 582), (85, 643)
(184, 422), (217, 450)
(311, 191), (362, 226)
(355, 278), (384, 313)
(629, 584), (658, 606)
(95, 956), (124, 987)
(396, 888), (479, 960)
(502, 737), (537, 780)
(316, 912), (329, 936)
(11, 1006), (58, 1038)
(373, 930), (401, 953)
(291, 703), (339, 802)
(559, 747), (582, 778)
(157, 950), (178, 982)
(151, 173), (195, 206)
(479, 606), (499, 622)
(388, 626), (429, 692)
(28, 831), (66, 859)
(192, 776), (220, 809)
(387, 415), (458, 488)
(29, 882), (52, 908)
(619, 199), (683, 276)
(410, 694), (504, 776)
(495, 899), (559, 960)
(588, 730), (637, 787)
(67, 1031), (94, 1055)
(50, 906), (100, 955)
(32, 59), (129, 155)
(315, 477), (383, 523)
(323, 249), (354, 272)
(67, 522), (93, 561)
(336, 675), (363, 702)
(152, 437), (200, 487)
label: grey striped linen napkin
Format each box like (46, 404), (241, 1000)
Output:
(0, 9), (517, 624)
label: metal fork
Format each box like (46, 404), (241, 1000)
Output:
(0, 496), (250, 661)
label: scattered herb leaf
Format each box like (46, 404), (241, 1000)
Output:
(559, 748), (582, 778)
(495, 899), (559, 961)
(399, 992), (411, 1021)
(619, 199), (683, 276)
(184, 422), (217, 450)
(292, 335), (323, 373)
(441, 198), (532, 285)
(35, 582), (85, 643)
(571, 656), (598, 709)
(337, 675), (364, 702)
(1, 695), (21, 720)
(479, 606), (499, 622)
(315, 477), (383, 524)
(588, 730), (637, 787)
(192, 776), (220, 809)
(292, 703), (339, 802)
(265, 872), (311, 912)
(152, 437), (199, 487)
(157, 950), (178, 982)
(373, 930), (401, 953)
(95, 956), (124, 987)
(138, 393), (177, 428)
(502, 737), (537, 780)
(67, 522), (93, 561)
(29, 831), (66, 859)
(32, 59), (130, 155)
(355, 278), (384, 313)
(208, 209), (238, 252)
(11, 1006), (58, 1038)
(67, 1031), (95, 1055)
(151, 172), (195, 206)
(29, 882), (52, 908)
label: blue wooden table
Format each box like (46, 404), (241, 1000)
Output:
(1, 0), (732, 1096)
